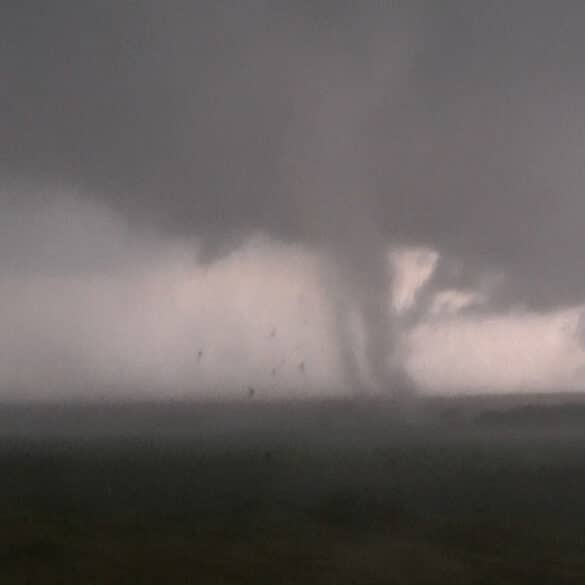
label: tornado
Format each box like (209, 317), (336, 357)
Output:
(288, 60), (416, 399)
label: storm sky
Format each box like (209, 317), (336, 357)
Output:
(2, 2), (585, 399)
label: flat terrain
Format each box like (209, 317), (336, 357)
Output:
(1, 395), (585, 584)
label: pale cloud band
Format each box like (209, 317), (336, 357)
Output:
(1, 193), (583, 400)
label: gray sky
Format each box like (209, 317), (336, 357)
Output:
(2, 2), (585, 398)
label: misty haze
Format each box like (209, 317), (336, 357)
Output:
(2, 1), (585, 583)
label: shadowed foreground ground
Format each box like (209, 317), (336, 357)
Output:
(1, 396), (585, 584)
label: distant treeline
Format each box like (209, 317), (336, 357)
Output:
(475, 403), (585, 427)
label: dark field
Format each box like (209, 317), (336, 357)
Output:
(1, 396), (585, 584)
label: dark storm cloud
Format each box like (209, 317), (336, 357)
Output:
(3, 1), (585, 395)
(3, 1), (584, 305)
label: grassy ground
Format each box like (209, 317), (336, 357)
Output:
(1, 398), (584, 584)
